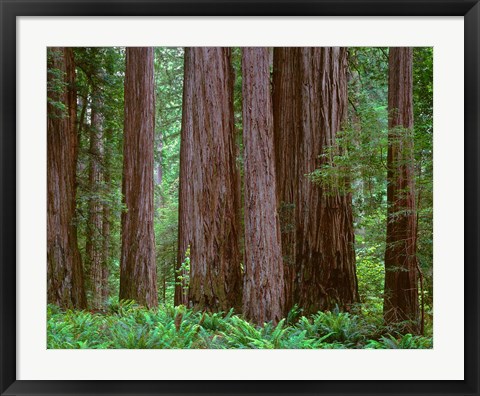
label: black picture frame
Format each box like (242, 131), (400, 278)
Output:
(1, 1), (478, 395)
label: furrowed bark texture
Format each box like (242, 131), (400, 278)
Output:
(47, 47), (87, 309)
(120, 47), (158, 308)
(177, 47), (242, 311)
(384, 47), (419, 332)
(242, 47), (285, 325)
(86, 87), (105, 309)
(273, 47), (358, 316)
(272, 49), (297, 314)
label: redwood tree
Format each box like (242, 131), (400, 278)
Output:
(86, 84), (105, 309)
(384, 47), (419, 332)
(120, 47), (157, 308)
(273, 47), (358, 315)
(272, 48), (297, 313)
(47, 47), (87, 308)
(242, 47), (284, 325)
(176, 47), (242, 311)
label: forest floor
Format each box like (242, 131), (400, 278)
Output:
(47, 301), (433, 349)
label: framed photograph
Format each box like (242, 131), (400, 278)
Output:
(1, 1), (478, 395)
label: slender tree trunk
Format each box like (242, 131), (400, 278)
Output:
(86, 87), (104, 309)
(384, 47), (419, 332)
(156, 134), (163, 208)
(175, 49), (192, 307)
(176, 47), (242, 311)
(101, 127), (113, 304)
(47, 47), (87, 309)
(242, 47), (284, 325)
(120, 47), (157, 308)
(273, 48), (358, 316)
(101, 205), (110, 304)
(163, 263), (167, 303)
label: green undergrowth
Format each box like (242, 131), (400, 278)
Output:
(47, 301), (432, 349)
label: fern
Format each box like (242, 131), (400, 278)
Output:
(47, 304), (432, 350)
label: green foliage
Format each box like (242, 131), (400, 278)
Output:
(175, 246), (190, 292)
(286, 304), (303, 325)
(308, 48), (390, 267)
(153, 48), (184, 304)
(47, 48), (69, 118)
(74, 47), (125, 303)
(295, 309), (368, 347)
(308, 47), (433, 323)
(155, 201), (178, 304)
(355, 243), (385, 309)
(365, 333), (433, 349)
(154, 47), (184, 203)
(47, 303), (432, 350)
(306, 49), (390, 328)
(55, 46), (433, 349)
(413, 47), (433, 307)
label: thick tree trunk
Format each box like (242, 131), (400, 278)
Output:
(176, 47), (242, 312)
(86, 87), (104, 309)
(47, 47), (87, 309)
(242, 47), (284, 325)
(120, 47), (158, 308)
(384, 47), (419, 332)
(272, 49), (297, 314)
(273, 48), (358, 316)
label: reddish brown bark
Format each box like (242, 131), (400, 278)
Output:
(86, 87), (104, 309)
(242, 47), (285, 325)
(384, 47), (419, 332)
(272, 49), (297, 314)
(47, 47), (87, 309)
(273, 48), (358, 316)
(120, 47), (158, 308)
(176, 47), (242, 311)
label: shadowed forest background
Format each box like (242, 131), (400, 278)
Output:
(47, 47), (433, 349)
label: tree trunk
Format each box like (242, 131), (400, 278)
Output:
(156, 134), (163, 201)
(101, 127), (113, 304)
(272, 48), (297, 314)
(86, 86), (104, 309)
(101, 203), (110, 304)
(174, 49), (192, 307)
(120, 47), (157, 308)
(176, 47), (242, 312)
(384, 47), (419, 332)
(273, 48), (358, 316)
(47, 47), (87, 309)
(242, 47), (284, 325)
